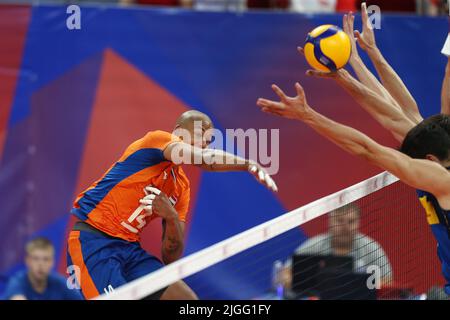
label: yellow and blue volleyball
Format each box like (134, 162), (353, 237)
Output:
(304, 25), (351, 72)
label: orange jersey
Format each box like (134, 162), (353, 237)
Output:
(71, 130), (190, 242)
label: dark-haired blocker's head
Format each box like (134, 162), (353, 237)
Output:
(400, 114), (450, 168)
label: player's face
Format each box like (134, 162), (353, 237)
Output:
(329, 210), (360, 246)
(25, 248), (54, 282)
(190, 121), (213, 149)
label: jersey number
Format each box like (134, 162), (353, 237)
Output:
(120, 185), (153, 234)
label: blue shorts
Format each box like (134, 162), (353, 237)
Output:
(67, 225), (165, 300)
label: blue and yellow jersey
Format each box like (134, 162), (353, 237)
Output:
(417, 190), (450, 294)
(71, 130), (190, 242)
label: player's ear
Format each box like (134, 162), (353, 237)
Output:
(425, 154), (441, 163)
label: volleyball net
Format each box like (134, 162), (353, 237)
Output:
(98, 171), (445, 300)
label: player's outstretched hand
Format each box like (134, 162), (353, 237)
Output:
(298, 47), (349, 79)
(247, 161), (278, 192)
(304, 68), (348, 79)
(140, 187), (177, 220)
(354, 2), (377, 52)
(343, 12), (360, 63)
(257, 82), (310, 121)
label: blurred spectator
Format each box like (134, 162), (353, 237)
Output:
(336, 0), (357, 11)
(282, 204), (392, 290)
(357, 0), (416, 12)
(417, 0), (448, 16)
(2, 237), (82, 300)
(290, 0), (337, 13)
(180, 0), (246, 11)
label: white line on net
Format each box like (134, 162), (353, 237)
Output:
(96, 171), (399, 300)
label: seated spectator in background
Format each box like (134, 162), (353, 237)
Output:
(2, 237), (82, 300)
(282, 203), (392, 290)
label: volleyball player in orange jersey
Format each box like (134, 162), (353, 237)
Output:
(68, 110), (277, 300)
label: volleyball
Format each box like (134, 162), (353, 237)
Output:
(304, 24), (351, 72)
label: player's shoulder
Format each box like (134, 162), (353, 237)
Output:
(145, 130), (175, 140)
(141, 130), (181, 150)
(121, 130), (180, 159)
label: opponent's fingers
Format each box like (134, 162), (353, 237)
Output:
(257, 98), (285, 110)
(295, 82), (305, 100)
(354, 30), (368, 47)
(297, 46), (305, 56)
(305, 69), (333, 78)
(145, 186), (161, 195)
(271, 84), (288, 102)
(361, 2), (368, 26)
(349, 11), (355, 31)
(343, 14), (349, 34)
(261, 107), (285, 117)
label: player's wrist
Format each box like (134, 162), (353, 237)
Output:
(366, 45), (380, 59)
(164, 208), (179, 221)
(349, 54), (364, 68)
(334, 69), (350, 85)
(300, 105), (316, 122)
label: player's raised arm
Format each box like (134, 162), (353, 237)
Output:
(163, 141), (278, 192)
(257, 83), (450, 206)
(355, 2), (422, 124)
(340, 12), (399, 108)
(441, 57), (450, 115)
(304, 68), (416, 142)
